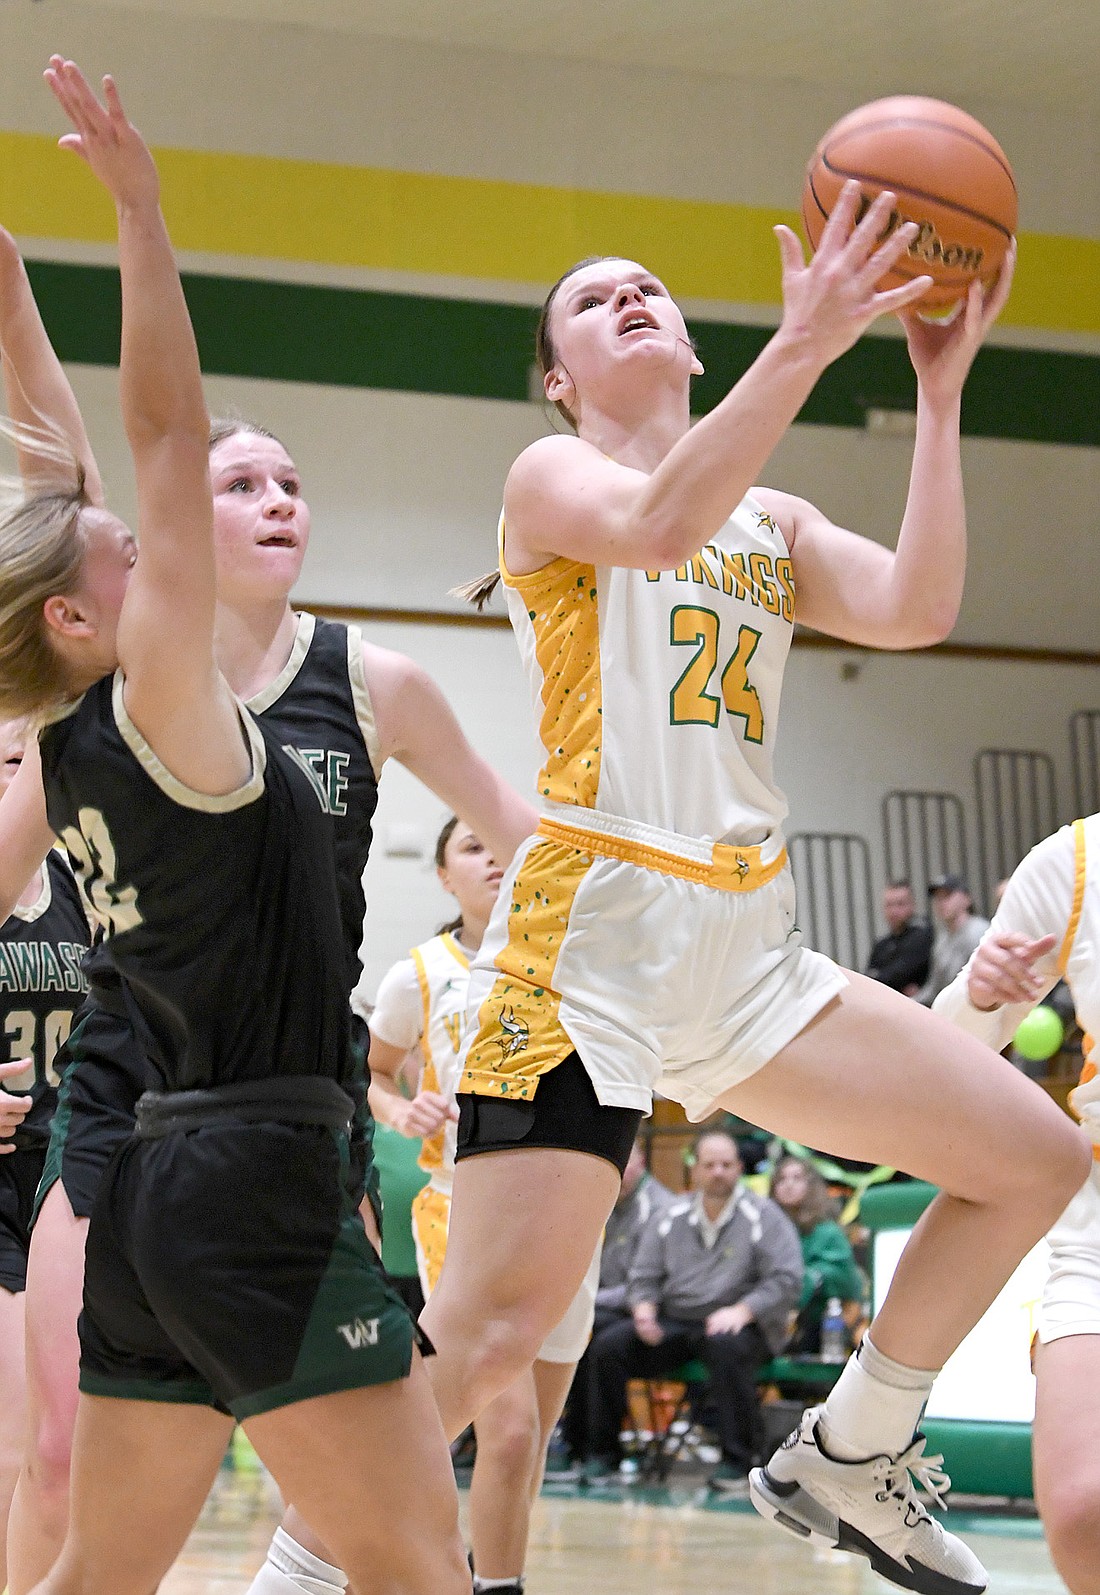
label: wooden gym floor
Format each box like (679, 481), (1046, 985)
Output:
(161, 1465), (1066, 1594)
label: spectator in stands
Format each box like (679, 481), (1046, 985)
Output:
(554, 1136), (675, 1471)
(769, 1154), (865, 1353)
(580, 1129), (802, 1493)
(866, 880), (933, 996)
(918, 874), (990, 1007)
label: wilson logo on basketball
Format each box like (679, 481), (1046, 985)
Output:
(879, 209), (985, 273)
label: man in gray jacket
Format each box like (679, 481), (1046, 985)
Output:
(582, 1129), (802, 1491)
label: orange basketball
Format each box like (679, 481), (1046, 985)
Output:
(802, 96), (1017, 309)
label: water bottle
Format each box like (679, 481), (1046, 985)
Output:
(819, 1297), (849, 1364)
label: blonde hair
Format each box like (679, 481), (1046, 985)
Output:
(0, 422), (92, 719)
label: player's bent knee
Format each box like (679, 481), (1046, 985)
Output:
(1043, 1481), (1100, 1595)
(24, 1413), (75, 1505)
(476, 1410), (541, 1475)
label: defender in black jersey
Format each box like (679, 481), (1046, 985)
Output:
(40, 683), (412, 1414)
(0, 849), (89, 1290)
(38, 612), (382, 1223)
(0, 815), (89, 1589)
(0, 67), (469, 1595)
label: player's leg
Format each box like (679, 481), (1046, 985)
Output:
(6, 1183), (85, 1595)
(717, 973), (1087, 1373)
(726, 972), (1087, 1595)
(1033, 1335), (1100, 1595)
(530, 1357), (578, 1501)
(31, 1394), (233, 1595)
(0, 1281), (26, 1589)
(243, 1356), (470, 1595)
(468, 1369), (541, 1585)
(421, 1146), (620, 1441)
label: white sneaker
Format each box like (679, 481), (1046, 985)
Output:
(748, 1406), (988, 1595)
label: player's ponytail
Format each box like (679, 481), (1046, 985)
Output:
(0, 421), (91, 719)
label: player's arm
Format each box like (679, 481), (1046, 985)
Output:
(45, 63), (245, 795)
(0, 225), (105, 503)
(363, 643), (537, 866)
(933, 827), (1073, 1049)
(763, 250), (1014, 651)
(505, 187), (928, 576)
(366, 1034), (455, 1139)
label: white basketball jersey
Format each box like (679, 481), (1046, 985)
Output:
(410, 931), (470, 1185)
(500, 493), (794, 847)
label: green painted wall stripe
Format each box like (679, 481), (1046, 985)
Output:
(26, 260), (1099, 447)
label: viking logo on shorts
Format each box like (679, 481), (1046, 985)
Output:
(337, 1316), (380, 1350)
(734, 853), (750, 880)
(496, 1006), (530, 1059)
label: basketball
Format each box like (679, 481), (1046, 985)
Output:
(802, 96), (1017, 309)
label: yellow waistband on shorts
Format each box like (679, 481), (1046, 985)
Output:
(536, 815), (787, 893)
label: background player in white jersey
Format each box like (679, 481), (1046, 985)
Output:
(420, 195), (1091, 1595)
(366, 815), (593, 1595)
(0, 60), (474, 1595)
(0, 203), (534, 1595)
(934, 814), (1100, 1595)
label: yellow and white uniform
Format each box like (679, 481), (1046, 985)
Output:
(462, 499), (846, 1121)
(934, 814), (1100, 1340)
(369, 931), (599, 1361)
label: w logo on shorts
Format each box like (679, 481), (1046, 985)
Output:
(337, 1316), (380, 1350)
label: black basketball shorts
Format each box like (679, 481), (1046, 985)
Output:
(0, 1141), (47, 1292)
(79, 1113), (415, 1418)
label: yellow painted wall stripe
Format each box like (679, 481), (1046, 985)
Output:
(1, 130), (1096, 335)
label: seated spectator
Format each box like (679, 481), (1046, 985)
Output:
(581, 1129), (802, 1494)
(866, 880), (933, 996)
(918, 875), (991, 1006)
(769, 1154), (865, 1353)
(555, 1135), (674, 1470)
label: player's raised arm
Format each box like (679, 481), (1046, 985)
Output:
(44, 59), (246, 796)
(0, 226), (104, 504)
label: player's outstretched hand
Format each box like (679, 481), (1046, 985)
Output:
(774, 180), (932, 368)
(44, 57), (159, 212)
(0, 1058), (33, 1149)
(966, 925), (1056, 1012)
(900, 238), (1016, 404)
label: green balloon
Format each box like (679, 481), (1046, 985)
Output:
(1013, 1004), (1064, 1062)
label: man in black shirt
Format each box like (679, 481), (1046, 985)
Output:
(866, 881), (933, 997)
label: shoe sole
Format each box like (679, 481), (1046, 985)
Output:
(747, 1468), (987, 1595)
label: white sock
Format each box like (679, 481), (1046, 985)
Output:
(247, 1527), (349, 1595)
(819, 1334), (938, 1461)
(472, 1578), (525, 1592)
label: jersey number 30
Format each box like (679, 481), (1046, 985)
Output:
(669, 606), (764, 744)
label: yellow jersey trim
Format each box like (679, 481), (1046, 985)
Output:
(1058, 818), (1087, 977)
(536, 814), (787, 894)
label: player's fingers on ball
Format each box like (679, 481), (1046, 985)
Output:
(876, 275), (933, 315)
(773, 225), (805, 273)
(863, 219), (917, 280)
(849, 188), (898, 252)
(819, 179), (863, 247)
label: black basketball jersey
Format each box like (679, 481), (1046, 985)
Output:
(0, 850), (90, 1144)
(245, 613), (379, 996)
(39, 672), (352, 1095)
